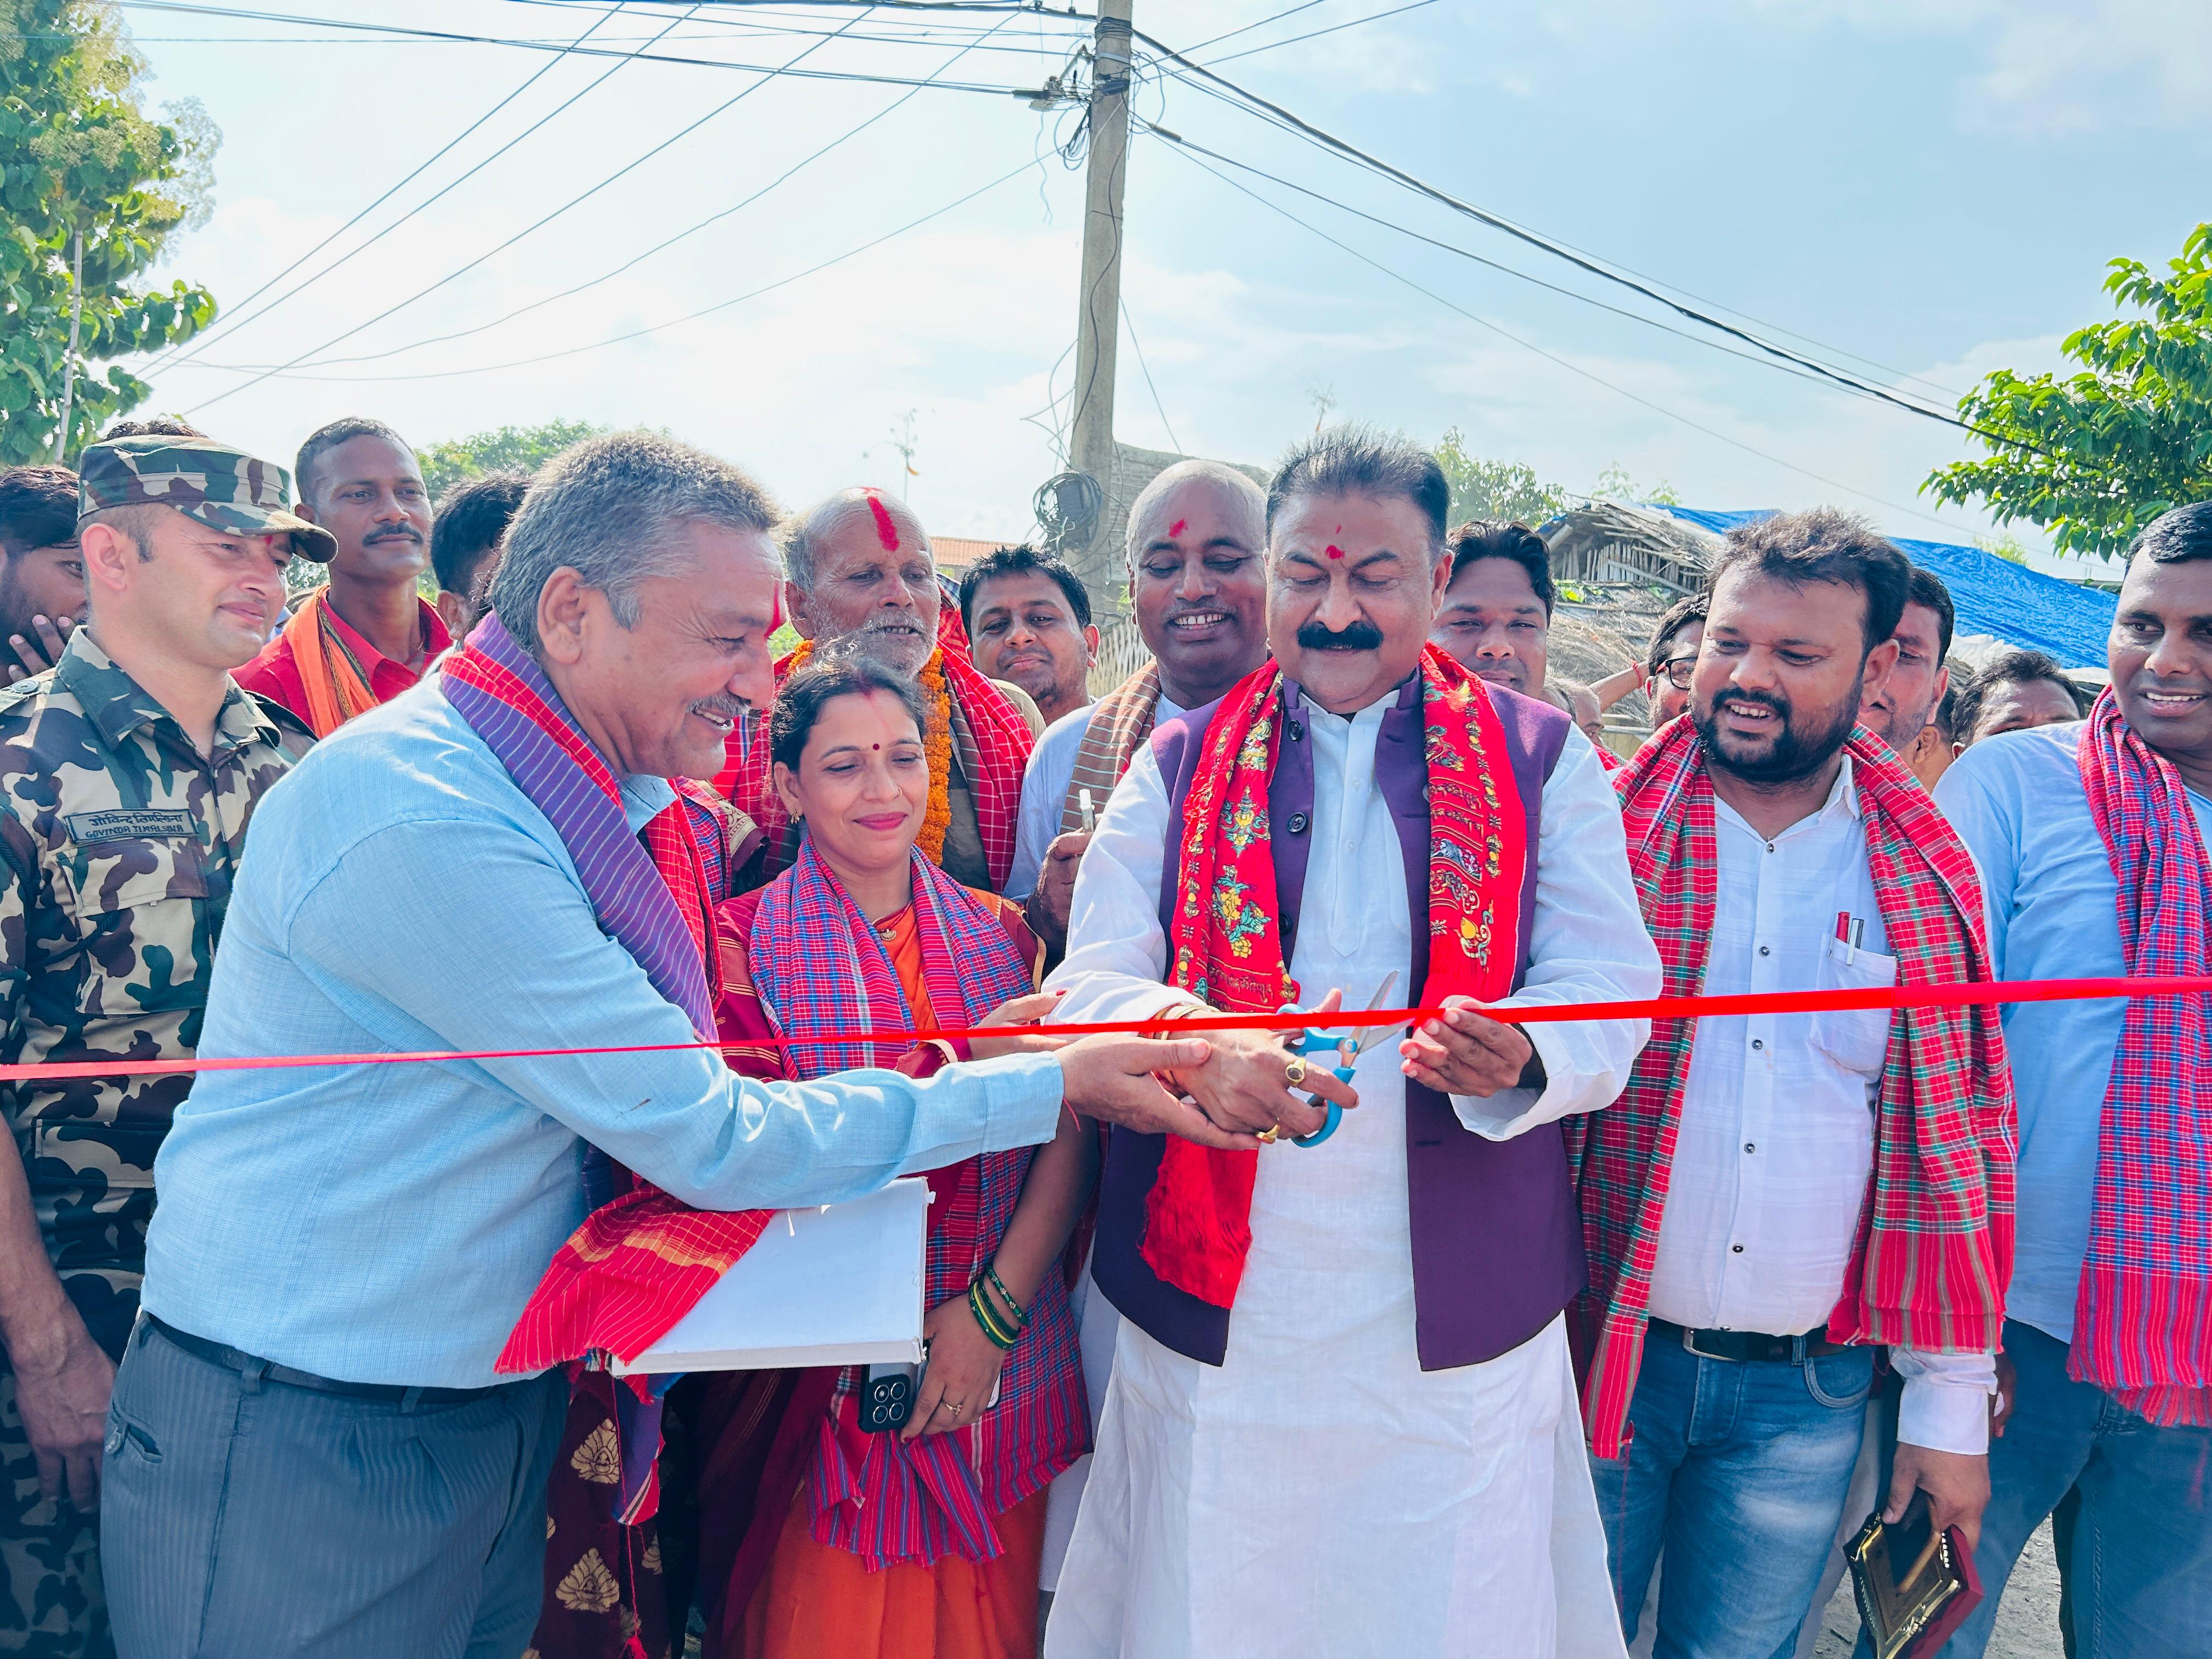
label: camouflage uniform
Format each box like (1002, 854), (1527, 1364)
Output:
(0, 438), (320, 1657)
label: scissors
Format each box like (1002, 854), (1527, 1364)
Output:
(1272, 971), (1404, 1149)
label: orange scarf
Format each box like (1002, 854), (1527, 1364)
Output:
(280, 590), (379, 738)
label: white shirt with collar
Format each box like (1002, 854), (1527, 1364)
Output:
(1645, 755), (1995, 1454)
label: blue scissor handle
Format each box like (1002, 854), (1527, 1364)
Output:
(1275, 1003), (1354, 1147)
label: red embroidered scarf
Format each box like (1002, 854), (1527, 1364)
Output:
(2074, 688), (2212, 1425)
(1146, 646), (1527, 1308)
(1573, 717), (2015, 1457)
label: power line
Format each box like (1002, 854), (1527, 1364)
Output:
(174, 157), (1049, 383)
(1134, 122), (1911, 412)
(1205, 0), (1438, 67)
(1120, 298), (1181, 455)
(115, 2), (1040, 92)
(143, 1), (647, 377)
(1159, 142), (1975, 539)
(1175, 0), (1326, 58)
(1132, 26), (2008, 443)
(181, 5), (884, 414)
(295, 6), (1022, 369)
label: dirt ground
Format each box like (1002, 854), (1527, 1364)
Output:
(1812, 1520), (2065, 1658)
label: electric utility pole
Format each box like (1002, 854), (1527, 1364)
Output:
(1066, 0), (1132, 596)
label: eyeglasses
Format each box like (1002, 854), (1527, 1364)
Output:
(1654, 657), (1697, 690)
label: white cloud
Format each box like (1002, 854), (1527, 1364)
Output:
(1755, 0), (2212, 134)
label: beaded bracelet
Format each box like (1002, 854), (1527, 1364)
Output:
(968, 1278), (1019, 1351)
(985, 1266), (1030, 1330)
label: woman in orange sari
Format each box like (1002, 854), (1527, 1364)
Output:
(690, 652), (1093, 1659)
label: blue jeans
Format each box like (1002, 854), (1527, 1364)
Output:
(1590, 1328), (1875, 1659)
(1923, 1319), (2212, 1659)
(100, 1318), (568, 1659)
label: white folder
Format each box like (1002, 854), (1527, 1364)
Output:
(611, 1177), (929, 1375)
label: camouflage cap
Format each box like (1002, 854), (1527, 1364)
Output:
(75, 436), (338, 562)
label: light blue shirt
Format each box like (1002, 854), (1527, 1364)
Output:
(1934, 721), (2212, 1345)
(144, 678), (1065, 1389)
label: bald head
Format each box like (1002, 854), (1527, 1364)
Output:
(783, 487), (940, 675)
(1125, 459), (1270, 708)
(1126, 460), (1265, 567)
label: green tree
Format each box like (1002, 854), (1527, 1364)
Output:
(1926, 222), (2212, 558)
(417, 419), (606, 501)
(1434, 427), (1568, 526)
(1591, 462), (1681, 507)
(1, 1), (220, 464)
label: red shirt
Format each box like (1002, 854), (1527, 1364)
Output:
(239, 595), (451, 730)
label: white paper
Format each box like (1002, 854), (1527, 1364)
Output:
(613, 1177), (929, 1375)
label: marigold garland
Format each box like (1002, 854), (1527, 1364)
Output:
(785, 637), (955, 867)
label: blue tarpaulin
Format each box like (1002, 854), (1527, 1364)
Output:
(1650, 506), (2116, 670)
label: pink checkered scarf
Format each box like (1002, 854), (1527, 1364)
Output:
(748, 843), (1088, 1566)
(1570, 716), (2015, 1458)
(2073, 689), (2212, 1424)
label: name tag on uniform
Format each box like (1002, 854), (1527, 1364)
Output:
(63, 809), (196, 844)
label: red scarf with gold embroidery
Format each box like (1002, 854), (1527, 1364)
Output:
(1144, 645), (1528, 1307)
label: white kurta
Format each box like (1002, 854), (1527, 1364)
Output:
(1042, 691), (1662, 1659)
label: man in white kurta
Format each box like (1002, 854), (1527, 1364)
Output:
(1042, 430), (1662, 1658)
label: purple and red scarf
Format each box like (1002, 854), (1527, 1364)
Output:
(2075, 689), (2212, 1424)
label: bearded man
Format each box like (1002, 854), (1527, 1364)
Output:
(1584, 510), (2012, 1658)
(1043, 427), (1661, 1659)
(715, 488), (1041, 893)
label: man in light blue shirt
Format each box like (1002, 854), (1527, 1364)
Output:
(98, 433), (1223, 1659)
(1927, 502), (2212, 1658)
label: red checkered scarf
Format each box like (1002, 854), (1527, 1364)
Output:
(1146, 646), (1528, 1307)
(711, 641), (1034, 890)
(1568, 717), (2015, 1456)
(2073, 689), (2212, 1425)
(748, 845), (1085, 1566)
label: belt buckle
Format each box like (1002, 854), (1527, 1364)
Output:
(1678, 1324), (1713, 1360)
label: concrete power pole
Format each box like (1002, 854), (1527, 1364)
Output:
(1065, 0), (1133, 597)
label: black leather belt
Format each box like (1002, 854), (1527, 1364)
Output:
(1650, 1318), (1853, 1364)
(143, 1315), (520, 1407)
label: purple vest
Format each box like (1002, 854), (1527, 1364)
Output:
(1091, 673), (1583, 1371)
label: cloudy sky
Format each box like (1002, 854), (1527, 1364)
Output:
(120, 0), (2210, 566)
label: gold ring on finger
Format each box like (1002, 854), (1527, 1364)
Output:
(1285, 1054), (1308, 1086)
(1257, 1125), (1280, 1144)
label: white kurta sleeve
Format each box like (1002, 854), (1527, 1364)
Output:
(1450, 733), (1662, 1140)
(1046, 744), (1204, 1029)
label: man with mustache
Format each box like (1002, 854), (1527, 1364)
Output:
(1044, 427), (1661, 1658)
(960, 543), (1098, 727)
(1927, 501), (2212, 1658)
(715, 487), (1042, 893)
(238, 417), (448, 736)
(1429, 517), (1553, 696)
(1584, 509), (2012, 1658)
(1008, 460), (1272, 949)
(1859, 566), (1956, 788)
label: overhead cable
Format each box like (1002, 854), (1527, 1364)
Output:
(173, 157), (1049, 384)
(1158, 141), (1976, 538)
(182, 5), (884, 413)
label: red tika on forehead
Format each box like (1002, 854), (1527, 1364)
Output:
(864, 490), (901, 552)
(1325, 545), (1346, 560)
(1169, 518), (1187, 537)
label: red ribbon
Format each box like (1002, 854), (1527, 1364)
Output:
(8, 974), (2210, 1084)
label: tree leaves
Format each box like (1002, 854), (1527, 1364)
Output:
(0, 1), (219, 464)
(1925, 222), (2212, 560)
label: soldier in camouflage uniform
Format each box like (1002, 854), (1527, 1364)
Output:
(0, 437), (327, 1656)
